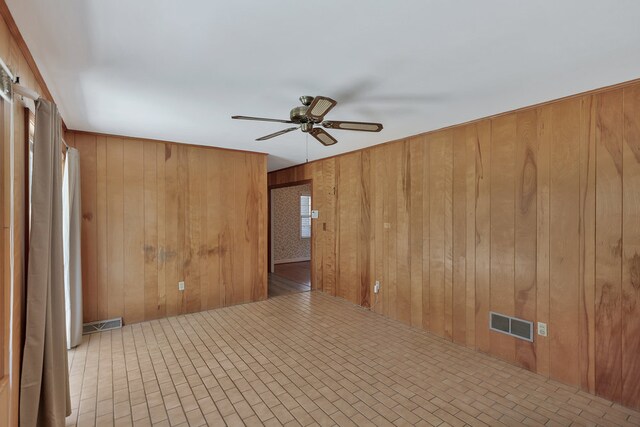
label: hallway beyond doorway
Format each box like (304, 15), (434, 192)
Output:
(268, 261), (310, 298)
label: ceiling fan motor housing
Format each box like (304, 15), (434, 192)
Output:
(290, 105), (311, 124)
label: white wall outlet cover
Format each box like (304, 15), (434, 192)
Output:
(537, 322), (547, 337)
(178, 281), (185, 291)
(373, 281), (381, 294)
(311, 210), (319, 219)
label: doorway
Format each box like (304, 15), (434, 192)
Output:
(268, 180), (312, 297)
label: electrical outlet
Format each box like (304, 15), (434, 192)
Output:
(373, 281), (381, 294)
(537, 322), (547, 337)
(178, 281), (185, 291)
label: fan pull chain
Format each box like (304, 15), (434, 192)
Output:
(306, 133), (309, 163)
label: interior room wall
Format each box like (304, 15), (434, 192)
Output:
(0, 7), (49, 424)
(272, 183), (311, 264)
(268, 79), (640, 410)
(65, 131), (268, 325)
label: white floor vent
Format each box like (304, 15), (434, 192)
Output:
(490, 312), (533, 342)
(83, 318), (123, 335)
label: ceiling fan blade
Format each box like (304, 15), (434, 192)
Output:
(309, 128), (338, 146)
(256, 127), (299, 141)
(305, 96), (337, 122)
(232, 115), (294, 124)
(322, 120), (383, 132)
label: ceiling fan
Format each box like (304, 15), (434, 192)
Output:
(232, 96), (383, 146)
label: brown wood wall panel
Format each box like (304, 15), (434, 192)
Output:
(106, 137), (125, 320)
(474, 121), (492, 354)
(514, 109), (537, 371)
(123, 140), (144, 324)
(409, 138), (424, 329)
(622, 84), (640, 408)
(69, 131), (267, 325)
(396, 142), (410, 324)
(594, 90), (624, 402)
(490, 114), (517, 363)
(268, 79), (640, 411)
(452, 128), (467, 345)
(579, 95), (597, 394)
(549, 99), (581, 386)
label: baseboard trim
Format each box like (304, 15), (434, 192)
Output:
(274, 257), (310, 264)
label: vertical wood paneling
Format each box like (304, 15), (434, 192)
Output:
(96, 136), (108, 320)
(267, 81), (640, 411)
(196, 150), (209, 310)
(475, 121), (492, 353)
(536, 105), (551, 377)
(409, 138), (424, 328)
(421, 140), (431, 330)
(372, 147), (385, 315)
(622, 84), (640, 409)
(579, 96), (597, 394)
(164, 144), (179, 317)
(385, 145), (398, 319)
(452, 128), (467, 344)
(73, 133), (267, 324)
(156, 143), (167, 318)
(220, 151), (235, 307)
(464, 126), (477, 348)
(429, 133), (446, 337)
(76, 134), (98, 322)
(594, 90), (623, 401)
(443, 135), (454, 341)
(123, 140), (144, 323)
(264, 82), (640, 413)
(235, 153), (249, 304)
(176, 145), (187, 313)
(396, 141), (411, 324)
(205, 150), (221, 309)
(143, 141), (159, 319)
(337, 153), (360, 304)
(490, 114), (517, 363)
(184, 147), (201, 311)
(311, 161), (324, 292)
(514, 109), (537, 370)
(322, 159), (336, 297)
(549, 98), (582, 386)
(106, 137), (124, 319)
(360, 151), (372, 308)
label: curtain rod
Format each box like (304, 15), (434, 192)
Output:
(13, 79), (70, 151)
(13, 81), (39, 100)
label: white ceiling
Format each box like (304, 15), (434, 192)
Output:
(7, 1), (640, 171)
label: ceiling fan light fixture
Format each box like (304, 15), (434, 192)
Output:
(232, 95), (382, 146)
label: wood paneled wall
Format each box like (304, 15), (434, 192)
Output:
(268, 80), (640, 410)
(66, 131), (268, 325)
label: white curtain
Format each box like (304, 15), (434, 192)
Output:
(63, 148), (83, 349)
(20, 98), (71, 426)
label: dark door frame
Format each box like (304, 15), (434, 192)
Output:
(268, 179), (313, 290)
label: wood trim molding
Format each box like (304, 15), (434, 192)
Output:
(0, 0), (54, 102)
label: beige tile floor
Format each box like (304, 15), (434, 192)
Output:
(66, 292), (640, 427)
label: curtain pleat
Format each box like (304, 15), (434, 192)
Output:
(20, 99), (71, 427)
